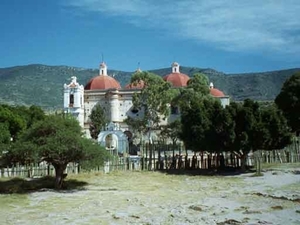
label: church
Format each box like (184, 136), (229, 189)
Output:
(63, 62), (230, 153)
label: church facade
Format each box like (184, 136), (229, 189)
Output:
(63, 62), (230, 143)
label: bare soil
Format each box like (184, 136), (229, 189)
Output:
(0, 164), (300, 225)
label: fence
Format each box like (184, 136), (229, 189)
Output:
(0, 156), (143, 178)
(0, 145), (299, 178)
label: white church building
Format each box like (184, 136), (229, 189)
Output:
(63, 62), (230, 154)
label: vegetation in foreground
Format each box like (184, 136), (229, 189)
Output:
(0, 106), (109, 189)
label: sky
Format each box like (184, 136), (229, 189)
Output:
(0, 0), (300, 74)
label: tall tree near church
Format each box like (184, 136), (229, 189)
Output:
(173, 72), (213, 118)
(253, 105), (293, 174)
(224, 100), (262, 171)
(130, 71), (177, 131)
(89, 104), (107, 139)
(0, 105), (26, 139)
(187, 72), (210, 94)
(180, 98), (212, 151)
(261, 105), (292, 150)
(129, 71), (177, 169)
(275, 72), (300, 135)
(9, 115), (109, 189)
(177, 72), (218, 153)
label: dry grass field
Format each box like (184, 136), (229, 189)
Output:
(0, 163), (299, 225)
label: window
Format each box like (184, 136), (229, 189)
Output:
(69, 94), (74, 107)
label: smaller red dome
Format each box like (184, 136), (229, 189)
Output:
(125, 80), (145, 89)
(163, 73), (190, 87)
(85, 75), (121, 90)
(210, 88), (225, 97)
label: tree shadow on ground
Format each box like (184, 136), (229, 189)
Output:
(159, 166), (255, 176)
(0, 176), (88, 194)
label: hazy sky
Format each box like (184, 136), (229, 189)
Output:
(1, 0), (299, 73)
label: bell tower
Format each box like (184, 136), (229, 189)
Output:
(172, 62), (180, 73)
(63, 76), (84, 127)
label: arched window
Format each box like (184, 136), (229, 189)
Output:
(69, 94), (74, 107)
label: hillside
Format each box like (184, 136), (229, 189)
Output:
(0, 64), (299, 109)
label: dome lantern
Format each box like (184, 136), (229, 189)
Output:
(163, 62), (190, 87)
(99, 62), (107, 76)
(85, 62), (121, 90)
(172, 62), (180, 73)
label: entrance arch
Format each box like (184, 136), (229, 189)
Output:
(97, 122), (129, 155)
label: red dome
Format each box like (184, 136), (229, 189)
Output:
(85, 75), (121, 90)
(210, 88), (225, 97)
(125, 80), (145, 89)
(163, 73), (190, 87)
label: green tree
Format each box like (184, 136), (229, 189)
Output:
(224, 100), (262, 171)
(275, 72), (300, 135)
(177, 73), (215, 153)
(130, 71), (176, 130)
(11, 105), (45, 128)
(187, 72), (210, 94)
(262, 106), (292, 150)
(10, 115), (109, 189)
(206, 101), (235, 155)
(160, 119), (182, 145)
(129, 71), (177, 169)
(160, 119), (182, 157)
(89, 104), (107, 139)
(180, 98), (212, 151)
(0, 123), (11, 158)
(0, 105), (26, 139)
(180, 97), (234, 157)
(252, 105), (293, 174)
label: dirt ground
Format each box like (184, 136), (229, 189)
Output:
(0, 164), (299, 225)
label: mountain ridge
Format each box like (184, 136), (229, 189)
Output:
(0, 64), (299, 109)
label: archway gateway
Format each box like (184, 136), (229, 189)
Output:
(97, 122), (129, 155)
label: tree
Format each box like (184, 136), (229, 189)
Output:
(160, 119), (182, 157)
(180, 98), (212, 151)
(261, 105), (292, 150)
(0, 123), (11, 157)
(224, 100), (265, 171)
(275, 72), (300, 135)
(160, 119), (182, 145)
(89, 104), (107, 139)
(206, 101), (235, 155)
(129, 71), (177, 169)
(187, 72), (210, 94)
(0, 105), (26, 139)
(10, 115), (109, 189)
(130, 71), (176, 130)
(251, 105), (293, 174)
(177, 73), (215, 152)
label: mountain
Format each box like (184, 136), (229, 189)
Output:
(0, 64), (299, 109)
